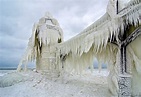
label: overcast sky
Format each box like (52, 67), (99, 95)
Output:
(0, 0), (109, 68)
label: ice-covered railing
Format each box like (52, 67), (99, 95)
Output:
(57, 0), (141, 73)
(56, 0), (141, 96)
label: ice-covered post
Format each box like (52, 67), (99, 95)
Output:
(117, 25), (141, 97)
(118, 34), (131, 97)
(115, 0), (141, 96)
(118, 26), (141, 97)
(115, 1), (131, 96)
(115, 0), (130, 96)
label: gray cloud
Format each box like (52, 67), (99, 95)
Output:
(0, 0), (109, 68)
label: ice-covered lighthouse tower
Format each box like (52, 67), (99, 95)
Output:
(17, 12), (63, 71)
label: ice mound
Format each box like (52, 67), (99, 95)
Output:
(0, 72), (27, 87)
(0, 70), (113, 97)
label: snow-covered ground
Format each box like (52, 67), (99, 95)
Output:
(0, 69), (113, 97)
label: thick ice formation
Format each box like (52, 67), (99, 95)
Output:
(17, 0), (141, 96)
(56, 0), (141, 96)
(0, 72), (27, 87)
(17, 12), (63, 71)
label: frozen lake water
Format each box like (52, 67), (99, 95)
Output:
(0, 70), (16, 76)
